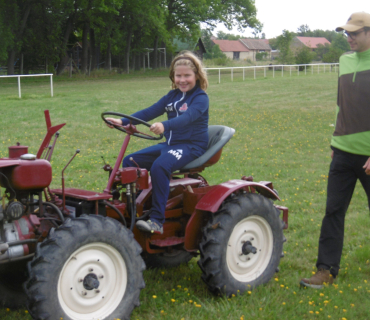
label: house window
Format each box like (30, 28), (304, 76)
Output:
(233, 52), (240, 60)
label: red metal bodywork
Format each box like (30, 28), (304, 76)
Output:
(0, 159), (51, 191)
(8, 145), (28, 158)
(36, 110), (66, 159)
(195, 180), (279, 213)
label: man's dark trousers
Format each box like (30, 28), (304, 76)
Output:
(317, 147), (370, 276)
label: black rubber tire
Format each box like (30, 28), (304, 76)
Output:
(142, 250), (193, 269)
(24, 215), (145, 320)
(0, 259), (29, 309)
(198, 193), (285, 297)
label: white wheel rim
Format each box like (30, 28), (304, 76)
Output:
(58, 243), (127, 320)
(226, 215), (273, 282)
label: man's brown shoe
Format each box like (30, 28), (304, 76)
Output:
(300, 268), (334, 289)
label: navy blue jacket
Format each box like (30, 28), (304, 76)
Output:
(121, 85), (209, 151)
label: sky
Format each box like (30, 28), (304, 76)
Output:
(214, 0), (370, 39)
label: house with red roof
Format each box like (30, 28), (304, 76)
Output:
(212, 39), (272, 61)
(212, 39), (251, 60)
(291, 37), (331, 53)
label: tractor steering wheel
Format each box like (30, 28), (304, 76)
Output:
(101, 112), (163, 141)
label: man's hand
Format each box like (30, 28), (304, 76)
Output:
(105, 117), (122, 128)
(363, 157), (370, 175)
(150, 122), (164, 135)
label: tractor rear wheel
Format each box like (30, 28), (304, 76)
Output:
(198, 193), (285, 296)
(25, 215), (145, 320)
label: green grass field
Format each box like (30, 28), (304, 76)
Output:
(0, 69), (369, 320)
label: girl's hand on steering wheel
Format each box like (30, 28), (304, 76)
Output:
(150, 122), (164, 135)
(105, 117), (122, 128)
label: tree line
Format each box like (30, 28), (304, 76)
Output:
(0, 0), (261, 75)
(201, 24), (350, 65)
(272, 25), (350, 65)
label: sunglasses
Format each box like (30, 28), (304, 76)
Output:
(344, 29), (365, 40)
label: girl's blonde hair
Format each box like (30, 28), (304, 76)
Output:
(169, 51), (208, 91)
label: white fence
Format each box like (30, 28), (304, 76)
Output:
(0, 73), (53, 98)
(205, 63), (339, 83)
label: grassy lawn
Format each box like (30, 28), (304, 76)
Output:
(0, 69), (369, 320)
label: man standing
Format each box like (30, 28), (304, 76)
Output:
(300, 12), (370, 289)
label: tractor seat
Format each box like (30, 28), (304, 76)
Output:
(180, 125), (235, 171)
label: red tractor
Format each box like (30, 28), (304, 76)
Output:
(0, 110), (288, 320)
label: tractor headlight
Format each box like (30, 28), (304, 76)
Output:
(5, 201), (24, 221)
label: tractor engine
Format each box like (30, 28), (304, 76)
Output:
(0, 144), (52, 262)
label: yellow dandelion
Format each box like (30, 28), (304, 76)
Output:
(152, 295), (157, 299)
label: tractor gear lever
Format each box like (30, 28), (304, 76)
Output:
(62, 149), (80, 214)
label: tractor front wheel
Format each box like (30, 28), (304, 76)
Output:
(198, 193), (285, 296)
(25, 215), (145, 320)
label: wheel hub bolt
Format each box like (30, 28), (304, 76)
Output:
(99, 275), (104, 279)
(241, 241), (257, 255)
(82, 291), (87, 296)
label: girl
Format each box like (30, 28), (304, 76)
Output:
(106, 51), (209, 234)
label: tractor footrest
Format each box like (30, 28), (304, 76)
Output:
(150, 237), (185, 247)
(51, 188), (112, 201)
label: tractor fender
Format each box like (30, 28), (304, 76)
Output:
(195, 179), (280, 213)
(0, 160), (21, 168)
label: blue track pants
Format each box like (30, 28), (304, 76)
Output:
(122, 143), (204, 224)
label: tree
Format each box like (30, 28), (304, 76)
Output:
(315, 43), (331, 61)
(331, 33), (350, 52)
(322, 34), (350, 63)
(322, 47), (343, 63)
(1, 0), (262, 75)
(295, 46), (315, 69)
(3, 0), (32, 75)
(204, 44), (226, 59)
(216, 31), (241, 40)
(268, 38), (278, 50)
(297, 24), (310, 36)
(276, 30), (295, 64)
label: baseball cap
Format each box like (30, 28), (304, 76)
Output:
(336, 12), (370, 32)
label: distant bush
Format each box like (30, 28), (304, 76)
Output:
(256, 52), (268, 61)
(295, 46), (315, 70)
